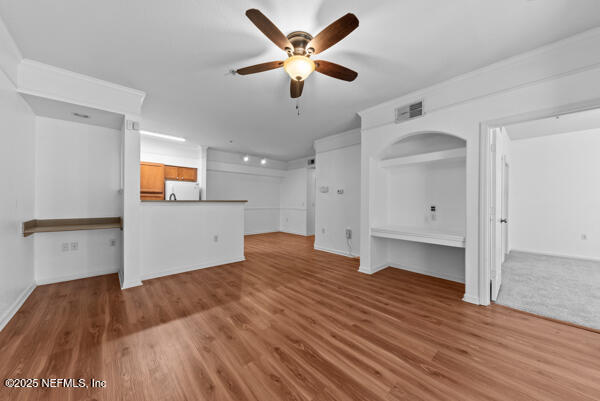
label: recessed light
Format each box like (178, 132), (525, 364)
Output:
(73, 112), (90, 119)
(140, 130), (186, 142)
(260, 158), (267, 165)
(243, 155), (250, 162)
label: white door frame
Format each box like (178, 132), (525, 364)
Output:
(478, 98), (600, 305)
(501, 159), (509, 261)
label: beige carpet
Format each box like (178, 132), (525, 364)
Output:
(496, 251), (600, 330)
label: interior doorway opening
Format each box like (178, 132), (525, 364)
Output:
(486, 107), (600, 330)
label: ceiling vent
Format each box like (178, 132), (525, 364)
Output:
(395, 100), (424, 123)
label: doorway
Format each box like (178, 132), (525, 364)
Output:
(486, 107), (600, 329)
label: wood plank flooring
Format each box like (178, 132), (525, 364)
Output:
(1, 232), (599, 401)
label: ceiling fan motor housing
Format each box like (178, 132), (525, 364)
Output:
(287, 31), (314, 55)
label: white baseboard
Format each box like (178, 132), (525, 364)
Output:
(510, 248), (600, 262)
(388, 263), (464, 284)
(245, 229), (279, 236)
(36, 267), (119, 286)
(0, 283), (36, 332)
(358, 263), (388, 275)
(118, 269), (143, 289)
(462, 293), (480, 305)
(280, 229), (309, 236)
(141, 255), (245, 281)
(314, 244), (359, 258)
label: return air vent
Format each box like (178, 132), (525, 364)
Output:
(395, 100), (424, 123)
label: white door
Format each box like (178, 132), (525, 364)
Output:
(491, 129), (503, 301)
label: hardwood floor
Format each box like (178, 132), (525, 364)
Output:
(1, 232), (599, 401)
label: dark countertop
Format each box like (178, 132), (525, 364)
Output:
(141, 200), (247, 203)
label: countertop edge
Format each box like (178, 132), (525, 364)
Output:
(141, 200), (247, 203)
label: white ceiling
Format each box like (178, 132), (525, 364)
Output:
(505, 108), (600, 140)
(2, 0), (600, 160)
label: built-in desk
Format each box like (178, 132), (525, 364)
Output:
(22, 217), (122, 237)
(371, 225), (465, 248)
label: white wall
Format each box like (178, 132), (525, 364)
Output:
(509, 129), (600, 260)
(140, 202), (245, 279)
(206, 149), (314, 236)
(208, 169), (281, 235)
(34, 116), (122, 284)
(359, 27), (600, 304)
(314, 136), (361, 257)
(0, 15), (36, 331)
(280, 167), (308, 236)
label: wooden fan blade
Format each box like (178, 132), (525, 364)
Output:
(290, 79), (304, 98)
(236, 61), (284, 75)
(315, 60), (358, 81)
(307, 13), (359, 55)
(246, 9), (293, 52)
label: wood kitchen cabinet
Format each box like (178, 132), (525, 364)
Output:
(164, 165), (179, 180)
(140, 162), (165, 200)
(164, 165), (197, 182)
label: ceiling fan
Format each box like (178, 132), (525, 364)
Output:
(236, 9), (359, 98)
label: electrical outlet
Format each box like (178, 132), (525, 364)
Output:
(61, 243), (69, 252)
(337, 189), (344, 195)
(213, 235), (219, 242)
(70, 242), (78, 251)
(345, 228), (352, 239)
(581, 234), (588, 240)
(109, 238), (117, 247)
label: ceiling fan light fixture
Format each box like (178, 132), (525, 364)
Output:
(283, 55), (315, 81)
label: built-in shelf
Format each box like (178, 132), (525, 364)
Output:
(22, 217), (122, 237)
(370, 225), (465, 248)
(379, 148), (466, 169)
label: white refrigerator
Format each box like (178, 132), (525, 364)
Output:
(165, 181), (201, 201)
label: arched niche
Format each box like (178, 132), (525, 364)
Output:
(371, 131), (467, 284)
(379, 131), (466, 161)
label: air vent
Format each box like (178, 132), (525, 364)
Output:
(395, 100), (424, 123)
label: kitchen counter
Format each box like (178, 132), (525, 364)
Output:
(140, 200), (245, 280)
(141, 200), (247, 203)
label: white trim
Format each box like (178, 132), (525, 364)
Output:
(358, 263), (388, 275)
(509, 249), (600, 263)
(359, 27), (600, 118)
(119, 269), (142, 289)
(16, 88), (132, 118)
(314, 244), (359, 258)
(314, 128), (361, 154)
(207, 161), (286, 178)
(462, 294), (480, 305)
(245, 230), (279, 235)
(20, 59), (145, 97)
(140, 256), (245, 281)
(389, 263), (464, 284)
(280, 229), (309, 236)
(36, 267), (119, 286)
(0, 283), (36, 332)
